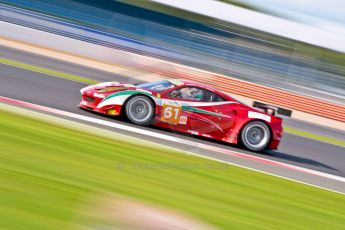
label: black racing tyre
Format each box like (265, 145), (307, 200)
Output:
(240, 121), (271, 152)
(125, 96), (154, 126)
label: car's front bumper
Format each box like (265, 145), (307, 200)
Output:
(79, 97), (121, 116)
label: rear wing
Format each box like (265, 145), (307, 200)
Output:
(253, 101), (292, 117)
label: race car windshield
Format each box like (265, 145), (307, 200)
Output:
(137, 80), (176, 92)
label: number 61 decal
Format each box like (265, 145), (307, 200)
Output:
(161, 104), (182, 124)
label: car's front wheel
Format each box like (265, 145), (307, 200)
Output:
(125, 96), (154, 126)
(240, 121), (271, 152)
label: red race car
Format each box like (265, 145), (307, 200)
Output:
(79, 79), (283, 151)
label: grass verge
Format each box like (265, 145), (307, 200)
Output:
(0, 57), (98, 85)
(1, 109), (345, 229)
(284, 127), (345, 147)
(2, 57), (344, 147)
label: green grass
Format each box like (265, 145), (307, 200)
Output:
(1, 109), (345, 229)
(2, 57), (344, 147)
(284, 127), (345, 147)
(0, 58), (98, 85)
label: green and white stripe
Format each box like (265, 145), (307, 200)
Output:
(97, 90), (237, 119)
(96, 90), (152, 108)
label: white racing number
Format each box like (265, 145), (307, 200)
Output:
(161, 104), (182, 124)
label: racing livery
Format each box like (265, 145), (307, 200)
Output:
(79, 79), (283, 151)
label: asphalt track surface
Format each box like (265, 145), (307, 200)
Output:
(2, 45), (345, 141)
(1, 48), (345, 193)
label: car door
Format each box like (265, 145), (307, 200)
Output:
(160, 86), (236, 139)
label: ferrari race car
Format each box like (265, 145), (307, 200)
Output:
(79, 79), (283, 151)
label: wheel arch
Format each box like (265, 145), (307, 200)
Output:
(121, 93), (157, 117)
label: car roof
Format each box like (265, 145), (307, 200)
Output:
(167, 79), (210, 88)
(178, 79), (221, 91)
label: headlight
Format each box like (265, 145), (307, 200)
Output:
(93, 93), (106, 98)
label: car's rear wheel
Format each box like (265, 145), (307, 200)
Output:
(240, 121), (271, 152)
(125, 96), (154, 126)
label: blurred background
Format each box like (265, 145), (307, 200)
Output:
(1, 0), (345, 103)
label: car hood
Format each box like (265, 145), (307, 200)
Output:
(80, 82), (139, 97)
